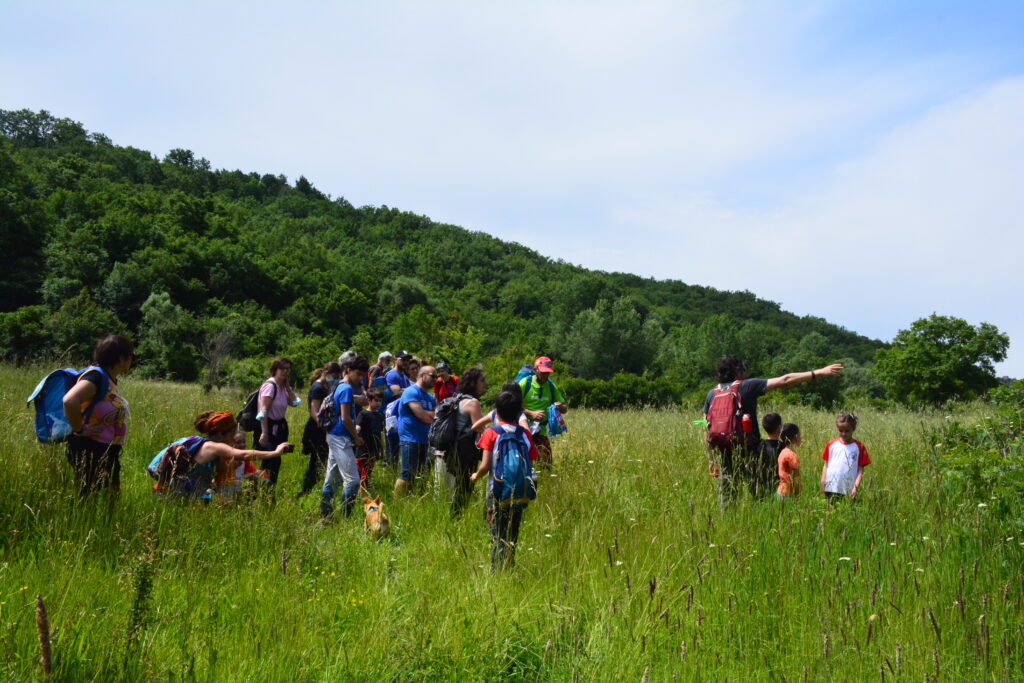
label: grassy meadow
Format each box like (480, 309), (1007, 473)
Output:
(1, 365), (1022, 681)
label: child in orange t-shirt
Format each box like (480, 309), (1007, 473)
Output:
(776, 423), (801, 501)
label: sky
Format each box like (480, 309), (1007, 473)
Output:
(3, 1), (1023, 375)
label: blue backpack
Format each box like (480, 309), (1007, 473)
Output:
(488, 425), (537, 509)
(514, 365), (535, 382)
(26, 366), (110, 443)
(369, 375), (395, 406)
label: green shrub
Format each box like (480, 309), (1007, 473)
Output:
(934, 380), (1024, 521)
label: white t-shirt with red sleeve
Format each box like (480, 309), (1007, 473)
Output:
(821, 439), (870, 495)
(477, 422), (541, 461)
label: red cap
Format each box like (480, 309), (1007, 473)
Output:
(535, 356), (554, 372)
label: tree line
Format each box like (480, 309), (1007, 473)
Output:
(0, 109), (1008, 407)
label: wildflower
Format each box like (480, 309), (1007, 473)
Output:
(890, 542), (897, 546)
(587, 460), (595, 464)
(19, 586), (27, 591)
(550, 474), (557, 478)
(709, 543), (716, 548)
(915, 568), (924, 573)
(629, 518), (636, 522)
(838, 557), (851, 562)
(978, 503), (988, 508)
(1006, 537), (1014, 542)
(615, 560), (624, 566)
(544, 534), (553, 538)
(922, 536), (929, 541)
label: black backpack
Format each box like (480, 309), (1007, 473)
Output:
(238, 381), (276, 432)
(428, 393), (466, 451)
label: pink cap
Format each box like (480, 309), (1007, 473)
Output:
(535, 356), (554, 372)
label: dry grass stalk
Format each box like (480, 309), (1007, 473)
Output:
(35, 594), (52, 676)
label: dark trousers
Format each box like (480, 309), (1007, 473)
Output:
(299, 419), (328, 497)
(710, 436), (760, 506)
(488, 495), (524, 570)
(255, 418), (288, 487)
(449, 437), (481, 515)
(66, 436), (122, 497)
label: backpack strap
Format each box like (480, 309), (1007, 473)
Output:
(80, 366), (111, 423)
(523, 375), (533, 397)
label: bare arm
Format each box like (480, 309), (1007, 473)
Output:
(792, 468), (801, 496)
(470, 449), (493, 484)
(471, 410), (494, 434)
(850, 467), (864, 499)
(62, 380), (99, 435)
(309, 398), (322, 422)
(389, 384), (405, 398)
(196, 440), (292, 465)
(340, 402), (363, 447)
(765, 364), (844, 392)
(820, 462), (828, 494)
(462, 397), (483, 427)
(407, 401), (434, 424)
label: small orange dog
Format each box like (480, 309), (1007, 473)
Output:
(363, 496), (389, 540)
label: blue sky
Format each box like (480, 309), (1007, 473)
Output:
(3, 1), (1023, 375)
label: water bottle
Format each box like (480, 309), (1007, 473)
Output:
(741, 413), (753, 433)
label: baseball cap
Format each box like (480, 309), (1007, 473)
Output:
(534, 356), (554, 372)
(395, 350), (413, 360)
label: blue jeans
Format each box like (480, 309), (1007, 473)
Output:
(385, 428), (400, 468)
(321, 434), (360, 518)
(399, 441), (429, 484)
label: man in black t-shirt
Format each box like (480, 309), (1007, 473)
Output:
(704, 355), (843, 505)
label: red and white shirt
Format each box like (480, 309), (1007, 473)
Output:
(821, 439), (870, 495)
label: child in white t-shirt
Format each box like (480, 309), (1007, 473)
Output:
(820, 412), (870, 500)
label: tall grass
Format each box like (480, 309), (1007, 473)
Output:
(1, 366), (1020, 680)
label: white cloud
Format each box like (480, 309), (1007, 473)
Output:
(586, 77), (1024, 374)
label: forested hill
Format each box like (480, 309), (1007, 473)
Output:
(0, 109), (882, 402)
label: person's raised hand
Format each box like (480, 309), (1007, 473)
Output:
(818, 364), (844, 377)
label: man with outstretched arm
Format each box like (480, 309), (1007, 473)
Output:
(703, 355), (842, 504)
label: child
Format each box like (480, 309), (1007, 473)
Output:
(820, 412), (870, 500)
(776, 423), (801, 501)
(755, 412), (782, 497)
(213, 430), (267, 501)
(355, 387), (386, 490)
(470, 389), (539, 570)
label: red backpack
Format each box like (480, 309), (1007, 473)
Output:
(706, 380), (743, 450)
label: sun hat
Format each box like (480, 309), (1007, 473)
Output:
(535, 356), (554, 372)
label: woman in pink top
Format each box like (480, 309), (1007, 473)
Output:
(62, 334), (134, 497)
(255, 357), (300, 487)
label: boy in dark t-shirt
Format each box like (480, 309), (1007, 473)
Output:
(354, 388), (385, 490)
(755, 412), (782, 498)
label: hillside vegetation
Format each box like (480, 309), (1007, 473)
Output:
(1, 109), (881, 405)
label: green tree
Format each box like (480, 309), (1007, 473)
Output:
(559, 297), (662, 380)
(872, 314), (1009, 405)
(45, 288), (125, 361)
(136, 291), (200, 381)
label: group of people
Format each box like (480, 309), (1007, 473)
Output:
(55, 335), (869, 570)
(58, 336), (569, 569)
(702, 355), (870, 504)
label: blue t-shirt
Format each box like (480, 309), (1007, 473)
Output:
(328, 382), (361, 440)
(398, 384), (435, 444)
(384, 369), (411, 392)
